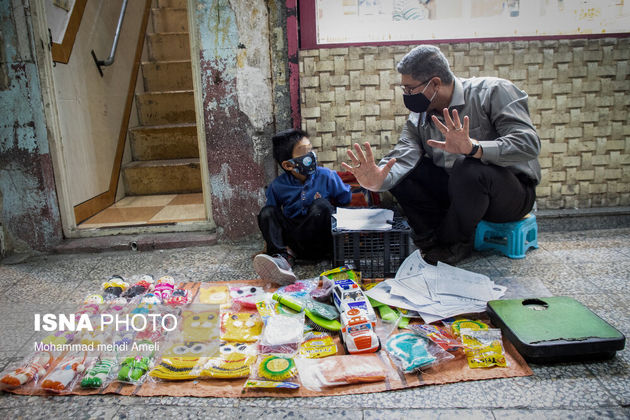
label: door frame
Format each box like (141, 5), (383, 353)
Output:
(31, 0), (214, 239)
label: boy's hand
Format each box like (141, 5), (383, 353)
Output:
(341, 142), (396, 191)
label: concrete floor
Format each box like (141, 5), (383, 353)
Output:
(1, 226), (629, 419)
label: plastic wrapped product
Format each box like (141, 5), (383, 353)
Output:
(122, 275), (155, 301)
(275, 279), (318, 298)
(299, 331), (337, 359)
(443, 318), (489, 338)
(0, 351), (53, 389)
(195, 341), (258, 379)
(197, 284), (232, 308)
(409, 324), (465, 352)
(154, 276), (176, 302)
(229, 285), (266, 309)
(181, 307), (221, 343)
(296, 354), (387, 391)
(258, 313), (304, 355)
(243, 354), (300, 390)
(385, 332), (453, 373)
(102, 275), (129, 302)
(116, 352), (155, 384)
(41, 351), (96, 393)
(460, 328), (508, 368)
(80, 357), (116, 389)
(220, 311), (263, 343)
(149, 337), (218, 381)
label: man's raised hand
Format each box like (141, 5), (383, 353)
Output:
(341, 142), (396, 191)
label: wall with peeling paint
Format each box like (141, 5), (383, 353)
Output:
(193, 0), (286, 239)
(0, 1), (63, 253)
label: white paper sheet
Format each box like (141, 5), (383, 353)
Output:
(333, 208), (394, 231)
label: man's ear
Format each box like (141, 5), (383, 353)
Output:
(281, 160), (294, 172)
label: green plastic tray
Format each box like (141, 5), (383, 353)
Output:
(487, 296), (625, 363)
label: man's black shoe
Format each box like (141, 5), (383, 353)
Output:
(424, 241), (473, 266)
(413, 233), (438, 253)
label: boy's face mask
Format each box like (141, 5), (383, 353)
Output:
(288, 151), (317, 176)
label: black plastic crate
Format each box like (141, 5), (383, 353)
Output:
(332, 216), (411, 278)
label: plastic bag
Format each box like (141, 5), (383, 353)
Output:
(194, 341), (258, 379)
(243, 354), (300, 390)
(460, 328), (508, 368)
(443, 318), (489, 338)
(149, 334), (219, 381)
(80, 356), (117, 389)
(40, 351), (97, 393)
(121, 274), (155, 302)
(220, 311), (263, 343)
(409, 323), (465, 352)
(275, 279), (317, 298)
(0, 351), (53, 390)
(197, 284), (232, 308)
(299, 331), (337, 359)
(258, 312), (305, 355)
(116, 352), (155, 384)
(385, 331), (453, 373)
(320, 265), (360, 283)
(310, 276), (334, 302)
(296, 354), (387, 391)
(229, 285), (267, 309)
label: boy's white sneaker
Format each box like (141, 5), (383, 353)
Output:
(253, 254), (297, 285)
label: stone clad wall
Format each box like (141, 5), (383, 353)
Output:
(299, 37), (630, 210)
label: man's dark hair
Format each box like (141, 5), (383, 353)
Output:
(396, 45), (454, 85)
(272, 128), (308, 166)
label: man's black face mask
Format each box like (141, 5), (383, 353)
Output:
(402, 81), (436, 113)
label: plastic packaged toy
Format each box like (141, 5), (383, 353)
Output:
(272, 292), (341, 332)
(0, 351), (52, 388)
(229, 285), (266, 309)
(445, 318), (489, 338)
(194, 341), (257, 379)
(182, 307), (221, 343)
(117, 353), (154, 384)
(296, 354), (387, 391)
(220, 311), (263, 343)
(154, 275), (176, 302)
(310, 276), (334, 302)
(385, 332), (444, 373)
(320, 265), (360, 283)
(165, 286), (190, 306)
(461, 328), (508, 368)
(258, 312), (305, 355)
(409, 324), (465, 352)
(197, 284), (232, 308)
(122, 275), (154, 301)
(275, 279), (317, 298)
(243, 354), (300, 390)
(41, 351), (94, 392)
(102, 275), (129, 302)
(81, 357), (116, 388)
(149, 336), (219, 381)
(299, 331), (337, 359)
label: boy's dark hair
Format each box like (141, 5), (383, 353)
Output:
(272, 128), (308, 166)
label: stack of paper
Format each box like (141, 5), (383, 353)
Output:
(333, 208), (394, 231)
(364, 251), (506, 324)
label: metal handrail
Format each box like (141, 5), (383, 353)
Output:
(91, 0), (128, 77)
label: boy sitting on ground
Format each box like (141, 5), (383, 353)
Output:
(254, 128), (352, 284)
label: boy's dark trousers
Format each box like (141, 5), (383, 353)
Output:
(257, 198), (335, 260)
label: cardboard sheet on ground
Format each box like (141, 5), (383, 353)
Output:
(5, 280), (531, 398)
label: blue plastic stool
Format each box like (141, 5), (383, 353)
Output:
(474, 214), (538, 259)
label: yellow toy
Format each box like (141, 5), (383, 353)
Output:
(198, 342), (257, 379)
(198, 285), (231, 308)
(181, 309), (221, 342)
(220, 312), (263, 343)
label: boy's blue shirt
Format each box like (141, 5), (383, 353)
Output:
(265, 166), (352, 219)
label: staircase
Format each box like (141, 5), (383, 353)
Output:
(123, 0), (201, 196)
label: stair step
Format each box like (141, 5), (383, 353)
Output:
(130, 123), (198, 161)
(152, 8), (188, 33)
(142, 60), (192, 92)
(123, 158), (202, 195)
(136, 91), (195, 125)
(157, 0), (186, 8)
(146, 33), (189, 61)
